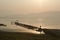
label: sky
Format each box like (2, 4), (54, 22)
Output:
(0, 0), (60, 33)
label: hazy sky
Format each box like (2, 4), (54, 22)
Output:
(0, 0), (60, 29)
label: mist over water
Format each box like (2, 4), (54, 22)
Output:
(0, 0), (60, 34)
(0, 17), (40, 34)
(0, 12), (60, 34)
(0, 12), (60, 28)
